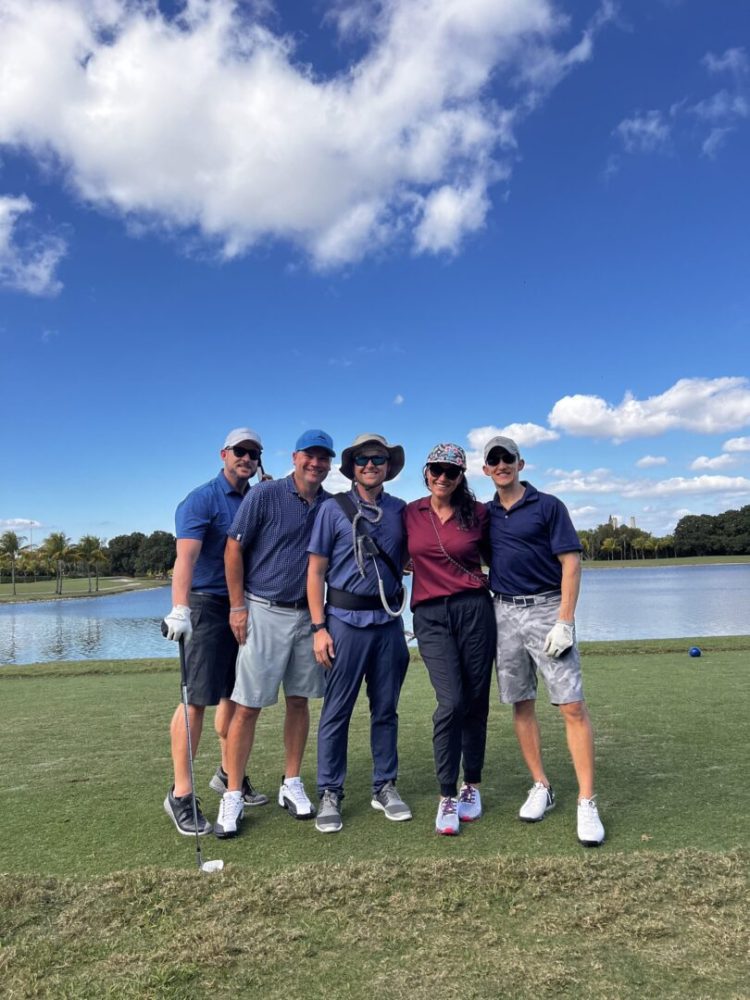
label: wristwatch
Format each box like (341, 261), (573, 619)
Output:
(310, 622), (327, 633)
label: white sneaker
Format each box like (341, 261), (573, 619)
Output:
(577, 797), (605, 847)
(278, 776), (316, 819)
(214, 790), (244, 839)
(519, 781), (555, 822)
(457, 783), (482, 822)
(435, 796), (460, 835)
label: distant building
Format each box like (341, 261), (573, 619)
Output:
(608, 515), (619, 529)
(629, 517), (637, 529)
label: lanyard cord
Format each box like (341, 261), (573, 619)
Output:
(428, 508), (489, 587)
(349, 490), (408, 618)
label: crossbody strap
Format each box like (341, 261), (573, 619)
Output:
(332, 492), (403, 583)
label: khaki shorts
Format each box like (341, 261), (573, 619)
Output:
(494, 595), (583, 706)
(231, 595), (325, 709)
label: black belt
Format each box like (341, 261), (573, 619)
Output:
(327, 586), (402, 612)
(248, 595), (308, 610)
(494, 591), (560, 607)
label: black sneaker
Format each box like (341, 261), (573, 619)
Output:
(164, 787), (212, 836)
(209, 766), (269, 807)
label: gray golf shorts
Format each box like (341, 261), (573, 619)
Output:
(184, 592), (238, 706)
(231, 595), (325, 709)
(494, 596), (583, 706)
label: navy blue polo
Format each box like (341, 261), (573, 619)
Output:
(229, 475), (330, 602)
(486, 482), (582, 596)
(308, 490), (406, 627)
(175, 471), (248, 595)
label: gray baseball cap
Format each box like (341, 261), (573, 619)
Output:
(483, 436), (520, 461)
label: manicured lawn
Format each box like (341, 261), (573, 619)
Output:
(582, 554), (750, 569)
(0, 576), (166, 602)
(1, 638), (748, 998)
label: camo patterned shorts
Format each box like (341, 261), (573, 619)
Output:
(493, 596), (583, 706)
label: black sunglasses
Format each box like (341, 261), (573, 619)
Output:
(354, 454), (388, 467)
(485, 450), (517, 466)
(230, 446), (262, 461)
(427, 463), (462, 480)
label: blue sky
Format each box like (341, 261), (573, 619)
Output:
(1, 0), (748, 547)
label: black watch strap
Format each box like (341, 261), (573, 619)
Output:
(310, 622), (327, 633)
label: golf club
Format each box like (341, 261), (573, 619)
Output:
(161, 620), (224, 874)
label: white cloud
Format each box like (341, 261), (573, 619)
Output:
(322, 467), (351, 493)
(0, 0), (609, 269)
(393, 394), (404, 405)
(0, 194), (66, 295)
(723, 436), (750, 453)
(613, 110), (670, 153)
(690, 454), (736, 471)
(0, 518), (42, 531)
(548, 377), (750, 440)
(636, 455), (667, 468)
(622, 475), (750, 498)
(613, 47), (748, 163)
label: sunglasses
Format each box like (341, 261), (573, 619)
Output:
(427, 463), (463, 480)
(354, 454), (388, 467)
(485, 450), (517, 467)
(230, 446), (262, 461)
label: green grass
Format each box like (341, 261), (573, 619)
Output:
(582, 555), (750, 569)
(0, 576), (166, 602)
(1, 639), (749, 998)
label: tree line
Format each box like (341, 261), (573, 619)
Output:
(2, 504), (748, 595)
(578, 505), (750, 560)
(0, 530), (176, 596)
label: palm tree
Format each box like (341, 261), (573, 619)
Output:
(76, 535), (105, 593)
(0, 531), (26, 596)
(600, 537), (616, 561)
(41, 532), (72, 595)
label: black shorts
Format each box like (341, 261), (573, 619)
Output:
(184, 592), (238, 706)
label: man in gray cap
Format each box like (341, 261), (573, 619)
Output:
(483, 434), (605, 847)
(163, 428), (268, 838)
(307, 433), (411, 833)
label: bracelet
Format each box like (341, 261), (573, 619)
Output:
(229, 606), (247, 614)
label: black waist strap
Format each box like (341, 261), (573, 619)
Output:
(327, 586), (401, 612)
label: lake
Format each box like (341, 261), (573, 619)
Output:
(1, 564), (748, 665)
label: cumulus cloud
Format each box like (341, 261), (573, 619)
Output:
(0, 194), (66, 295)
(548, 377), (750, 440)
(546, 469), (750, 499)
(690, 454), (736, 471)
(0, 0), (610, 269)
(393, 394), (404, 405)
(723, 436), (750, 453)
(636, 455), (667, 468)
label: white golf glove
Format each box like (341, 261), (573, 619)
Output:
(164, 604), (192, 641)
(543, 620), (575, 658)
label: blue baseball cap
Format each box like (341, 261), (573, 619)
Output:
(294, 429), (335, 456)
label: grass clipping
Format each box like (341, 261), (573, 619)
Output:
(2, 850), (747, 999)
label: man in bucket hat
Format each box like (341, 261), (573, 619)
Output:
(307, 433), (411, 833)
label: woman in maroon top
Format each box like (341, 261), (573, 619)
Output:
(403, 443), (496, 835)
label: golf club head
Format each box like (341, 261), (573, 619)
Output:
(200, 859), (224, 873)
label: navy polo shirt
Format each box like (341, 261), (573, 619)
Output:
(175, 471), (248, 595)
(229, 475), (330, 603)
(308, 489), (406, 627)
(486, 482), (582, 596)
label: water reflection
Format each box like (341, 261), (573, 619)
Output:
(1, 566), (749, 665)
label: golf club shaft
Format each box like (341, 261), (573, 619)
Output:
(178, 635), (203, 871)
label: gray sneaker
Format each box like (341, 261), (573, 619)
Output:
(371, 781), (412, 822)
(315, 790), (343, 834)
(209, 766), (269, 807)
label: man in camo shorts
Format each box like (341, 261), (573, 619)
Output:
(483, 435), (605, 847)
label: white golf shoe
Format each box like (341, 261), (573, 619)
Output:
(519, 781), (556, 822)
(577, 797), (605, 847)
(214, 791), (244, 839)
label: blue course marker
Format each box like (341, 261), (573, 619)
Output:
(688, 646), (702, 657)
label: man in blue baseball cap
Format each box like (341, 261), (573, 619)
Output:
(215, 430), (336, 838)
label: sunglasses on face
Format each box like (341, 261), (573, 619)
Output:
(427, 463), (462, 480)
(230, 446), (262, 461)
(485, 450), (517, 467)
(353, 454), (388, 467)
